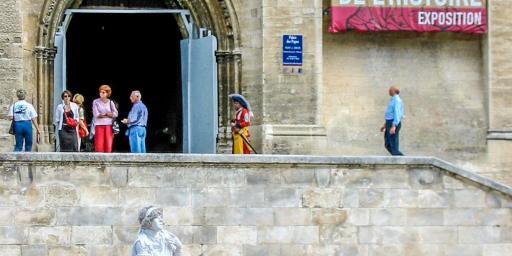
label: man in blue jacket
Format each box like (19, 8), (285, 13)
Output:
(122, 90), (148, 153)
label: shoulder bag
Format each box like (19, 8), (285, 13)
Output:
(8, 103), (16, 135)
(64, 105), (78, 128)
(110, 100), (120, 135)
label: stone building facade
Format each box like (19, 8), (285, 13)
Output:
(0, 1), (511, 183)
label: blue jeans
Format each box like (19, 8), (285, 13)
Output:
(128, 126), (146, 153)
(384, 120), (403, 156)
(14, 120), (33, 152)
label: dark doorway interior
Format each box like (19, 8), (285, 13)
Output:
(67, 13), (182, 152)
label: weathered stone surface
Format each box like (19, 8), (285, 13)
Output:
(56, 207), (123, 226)
(409, 168), (443, 189)
(21, 245), (47, 256)
(281, 169), (315, 186)
(71, 226), (112, 245)
(458, 227), (503, 244)
(192, 188), (230, 207)
(162, 207), (201, 226)
(417, 227), (457, 244)
(0, 226), (27, 244)
(370, 209), (407, 226)
(229, 187), (265, 207)
(204, 207), (242, 226)
(0, 154), (510, 255)
(320, 225), (358, 244)
(113, 226), (138, 244)
(265, 187), (300, 207)
(15, 208), (55, 225)
(43, 185), (78, 207)
(454, 189), (487, 208)
(257, 226), (319, 244)
(312, 209), (347, 225)
(217, 226), (257, 245)
(28, 226), (70, 245)
(302, 188), (342, 208)
(240, 208), (274, 226)
(274, 208), (311, 225)
(0, 245), (21, 256)
(406, 209), (444, 226)
(48, 245), (87, 256)
(243, 245), (280, 256)
(119, 188), (156, 207)
(202, 245), (242, 256)
(78, 187), (119, 206)
(155, 188), (190, 207)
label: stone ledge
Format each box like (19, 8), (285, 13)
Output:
(262, 125), (327, 137)
(487, 130), (512, 140)
(1, 153), (511, 196)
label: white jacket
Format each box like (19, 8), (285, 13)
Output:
(54, 102), (80, 131)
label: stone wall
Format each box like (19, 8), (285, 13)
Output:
(0, 154), (510, 255)
(0, 0), (23, 150)
(319, 0), (512, 185)
(322, 31), (486, 158)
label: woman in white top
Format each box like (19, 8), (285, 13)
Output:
(7, 89), (41, 151)
(54, 90), (80, 152)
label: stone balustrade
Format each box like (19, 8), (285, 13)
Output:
(0, 154), (510, 255)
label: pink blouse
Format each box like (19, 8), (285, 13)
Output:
(92, 98), (119, 126)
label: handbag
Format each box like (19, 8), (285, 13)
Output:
(64, 106), (78, 128)
(8, 102), (16, 135)
(110, 100), (120, 135)
(112, 120), (120, 135)
(78, 120), (88, 138)
(8, 120), (14, 135)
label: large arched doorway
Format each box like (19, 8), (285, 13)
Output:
(66, 13), (182, 152)
(35, 0), (241, 152)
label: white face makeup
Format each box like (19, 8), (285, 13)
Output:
(151, 216), (164, 231)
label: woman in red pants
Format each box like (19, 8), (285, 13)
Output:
(92, 85), (118, 153)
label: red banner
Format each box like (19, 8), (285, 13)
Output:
(329, 1), (487, 34)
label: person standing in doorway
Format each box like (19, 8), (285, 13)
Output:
(121, 90), (148, 153)
(8, 89), (41, 152)
(54, 90), (80, 152)
(229, 94), (253, 154)
(92, 85), (118, 153)
(380, 86), (405, 156)
(73, 93), (89, 151)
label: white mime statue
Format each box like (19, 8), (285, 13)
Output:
(132, 206), (182, 256)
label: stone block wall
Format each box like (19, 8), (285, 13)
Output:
(0, 154), (510, 255)
(0, 0), (23, 151)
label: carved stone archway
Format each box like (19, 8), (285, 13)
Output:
(36, 0), (241, 151)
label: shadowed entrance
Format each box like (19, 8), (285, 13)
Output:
(66, 13), (182, 152)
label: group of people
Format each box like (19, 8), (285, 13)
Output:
(7, 85), (405, 156)
(8, 85), (148, 153)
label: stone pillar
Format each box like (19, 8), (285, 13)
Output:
(481, 0), (512, 182)
(487, 0), (512, 138)
(259, 0), (326, 154)
(216, 50), (242, 153)
(34, 46), (56, 151)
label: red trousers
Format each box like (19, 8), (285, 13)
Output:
(94, 125), (113, 153)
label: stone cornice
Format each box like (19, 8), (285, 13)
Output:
(1, 153), (510, 196)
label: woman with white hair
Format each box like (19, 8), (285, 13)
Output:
(7, 89), (41, 151)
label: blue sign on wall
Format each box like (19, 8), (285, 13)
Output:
(282, 35), (303, 66)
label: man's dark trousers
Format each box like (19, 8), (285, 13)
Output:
(384, 120), (403, 156)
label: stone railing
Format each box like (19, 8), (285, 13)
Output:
(0, 154), (510, 255)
